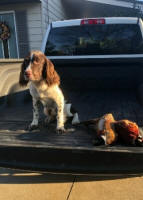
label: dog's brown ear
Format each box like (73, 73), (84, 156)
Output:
(44, 58), (60, 86)
(19, 60), (29, 87)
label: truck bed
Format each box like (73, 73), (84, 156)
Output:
(0, 88), (143, 174)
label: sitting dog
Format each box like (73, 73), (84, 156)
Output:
(19, 50), (79, 133)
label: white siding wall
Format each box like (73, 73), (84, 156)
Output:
(26, 4), (43, 50)
(41, 0), (67, 36)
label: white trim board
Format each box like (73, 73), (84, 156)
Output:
(47, 54), (143, 60)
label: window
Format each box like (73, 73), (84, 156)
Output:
(45, 24), (143, 56)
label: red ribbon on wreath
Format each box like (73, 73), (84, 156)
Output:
(0, 22), (10, 41)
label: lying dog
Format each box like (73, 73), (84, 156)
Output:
(19, 50), (79, 133)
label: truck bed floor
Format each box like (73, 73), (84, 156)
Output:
(0, 89), (143, 148)
(0, 89), (143, 174)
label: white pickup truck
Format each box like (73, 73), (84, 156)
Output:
(0, 17), (143, 174)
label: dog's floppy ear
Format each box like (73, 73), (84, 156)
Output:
(19, 59), (29, 87)
(43, 58), (60, 86)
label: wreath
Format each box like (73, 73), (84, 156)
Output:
(0, 22), (10, 40)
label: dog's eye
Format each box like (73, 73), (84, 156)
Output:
(34, 57), (40, 63)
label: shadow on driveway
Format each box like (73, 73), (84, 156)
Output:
(0, 168), (142, 184)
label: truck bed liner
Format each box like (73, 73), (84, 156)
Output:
(0, 89), (143, 174)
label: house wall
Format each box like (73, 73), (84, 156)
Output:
(0, 3), (42, 57)
(26, 3), (42, 51)
(0, 1), (67, 57)
(41, 0), (67, 36)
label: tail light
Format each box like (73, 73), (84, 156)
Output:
(81, 19), (105, 25)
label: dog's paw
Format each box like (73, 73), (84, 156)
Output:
(56, 127), (66, 134)
(26, 124), (39, 131)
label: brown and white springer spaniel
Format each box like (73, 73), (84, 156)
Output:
(19, 50), (79, 133)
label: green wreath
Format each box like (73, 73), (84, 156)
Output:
(0, 22), (10, 40)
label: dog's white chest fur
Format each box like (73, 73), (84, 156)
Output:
(29, 81), (63, 107)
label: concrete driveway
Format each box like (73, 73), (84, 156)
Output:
(0, 167), (143, 200)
